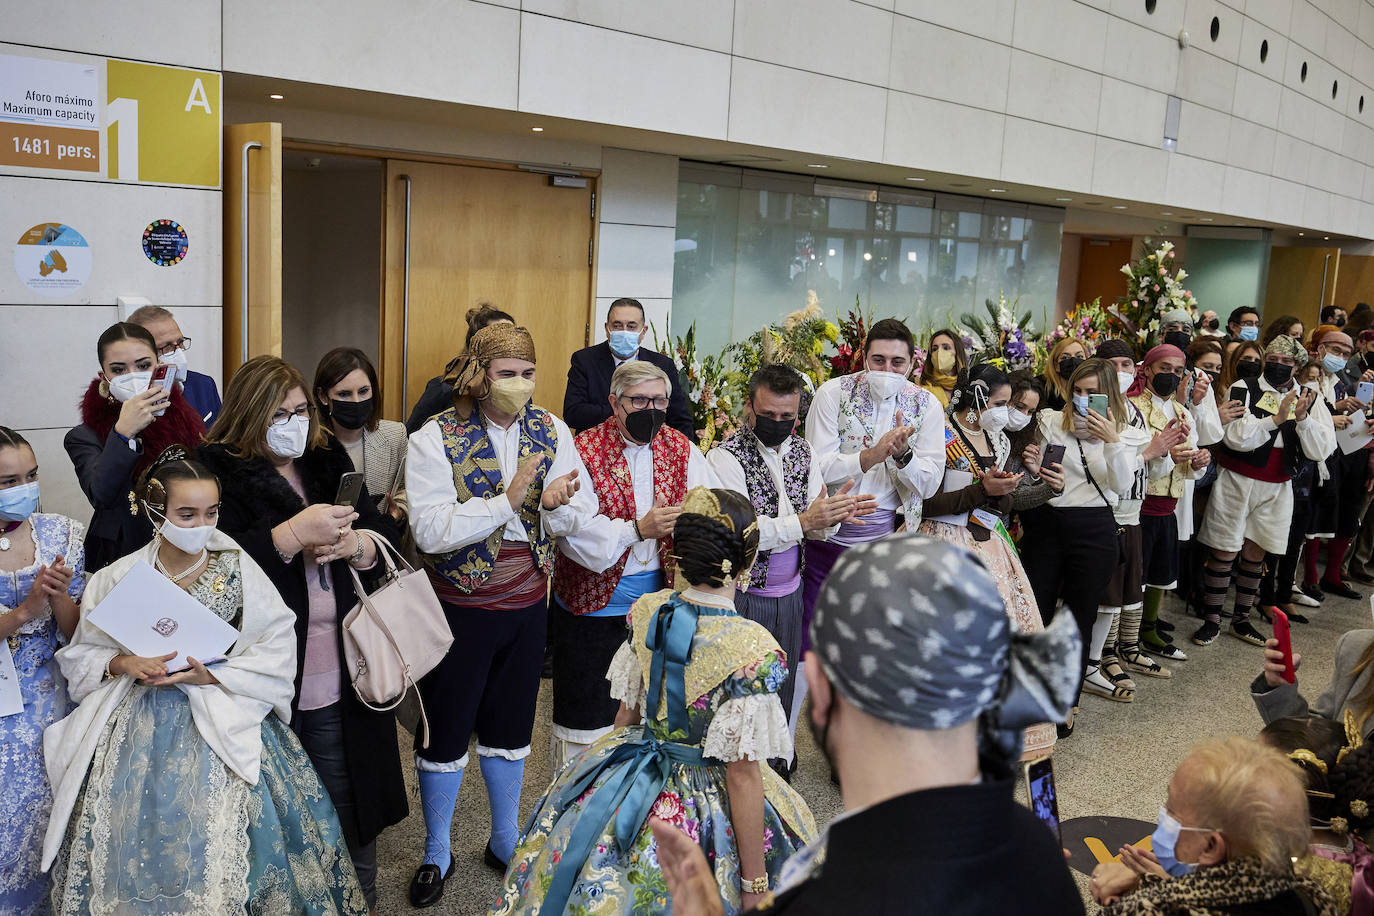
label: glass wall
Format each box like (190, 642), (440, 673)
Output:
(672, 163), (1065, 356)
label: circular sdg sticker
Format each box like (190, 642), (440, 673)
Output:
(14, 222), (92, 298)
(143, 219), (189, 267)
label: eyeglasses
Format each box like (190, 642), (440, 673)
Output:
(156, 337), (192, 357)
(619, 395), (670, 411)
(269, 404), (315, 426)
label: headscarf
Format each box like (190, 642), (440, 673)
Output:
(811, 534), (1081, 776)
(443, 324), (537, 399)
(1309, 324), (1340, 352)
(1317, 329), (1354, 351)
(1266, 334), (1309, 367)
(1127, 343), (1186, 397)
(1160, 308), (1194, 330)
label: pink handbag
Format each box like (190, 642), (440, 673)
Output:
(342, 534), (452, 746)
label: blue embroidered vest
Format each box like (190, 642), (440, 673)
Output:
(422, 404), (558, 593)
(719, 426), (811, 590)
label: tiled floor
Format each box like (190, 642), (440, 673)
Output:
(372, 588), (1371, 914)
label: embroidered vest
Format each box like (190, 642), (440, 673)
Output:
(1130, 392), (1194, 499)
(421, 404), (558, 593)
(835, 371), (932, 528)
(553, 418), (693, 615)
(718, 426), (812, 590)
(1214, 380), (1308, 481)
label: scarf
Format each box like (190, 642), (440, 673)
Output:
(1104, 858), (1337, 916)
(78, 375), (207, 481)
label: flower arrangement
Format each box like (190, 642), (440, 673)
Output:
(1047, 298), (1114, 356)
(725, 291), (839, 420)
(828, 297), (870, 376)
(1112, 238), (1198, 353)
(959, 295), (1044, 373)
(653, 322), (737, 450)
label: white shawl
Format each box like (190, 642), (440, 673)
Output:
(41, 531), (297, 871)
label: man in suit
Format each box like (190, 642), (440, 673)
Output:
(563, 298), (694, 438)
(127, 305), (222, 426)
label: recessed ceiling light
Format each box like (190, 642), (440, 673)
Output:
(905, 177), (926, 182)
(1325, 236), (1331, 240)
(531, 126), (544, 132)
(988, 188), (1007, 193)
(1055, 197), (1072, 202)
(269, 93), (284, 100)
(807, 163), (828, 168)
(1161, 211), (1174, 216)
(1112, 205), (1128, 209)
(1200, 217), (1213, 222)
(1299, 232), (1305, 236)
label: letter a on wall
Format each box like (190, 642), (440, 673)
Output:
(106, 60), (220, 187)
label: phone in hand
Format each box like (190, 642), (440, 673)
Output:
(149, 362), (175, 416)
(1271, 607), (1296, 684)
(1087, 394), (1110, 418)
(1024, 756), (1061, 844)
(1358, 381), (1374, 405)
(1043, 443), (1067, 469)
(334, 471), (365, 509)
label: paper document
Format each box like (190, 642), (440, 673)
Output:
(929, 468), (974, 526)
(1338, 411), (1374, 455)
(0, 641), (22, 717)
(86, 560), (240, 673)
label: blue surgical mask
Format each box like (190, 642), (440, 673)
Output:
(1151, 806), (1210, 877)
(1323, 352), (1348, 374)
(1072, 394), (1091, 416)
(1238, 325), (1259, 341)
(0, 481), (39, 522)
(608, 330), (641, 359)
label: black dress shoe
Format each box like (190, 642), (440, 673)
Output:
(1322, 578), (1363, 600)
(409, 855), (454, 908)
(484, 842), (507, 873)
(1300, 583), (1327, 603)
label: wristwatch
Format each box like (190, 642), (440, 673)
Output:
(742, 875), (768, 894)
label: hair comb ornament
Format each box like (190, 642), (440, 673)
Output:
(1338, 709), (1364, 765)
(1352, 799), (1370, 819)
(680, 486), (734, 532)
(1288, 748), (1329, 774)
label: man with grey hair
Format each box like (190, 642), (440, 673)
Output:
(549, 359), (719, 765)
(126, 305), (221, 424)
(652, 535), (1084, 915)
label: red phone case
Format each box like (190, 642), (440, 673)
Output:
(1271, 607), (1295, 684)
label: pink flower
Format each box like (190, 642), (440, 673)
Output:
(652, 792), (684, 822)
(1153, 285), (1160, 292)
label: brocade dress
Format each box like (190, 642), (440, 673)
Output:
(491, 588), (817, 915)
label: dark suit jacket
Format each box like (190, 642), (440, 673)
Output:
(563, 341), (695, 438)
(181, 370), (221, 427)
(406, 375), (453, 434)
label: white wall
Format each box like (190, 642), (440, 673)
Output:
(593, 148), (679, 343)
(221, 0), (1374, 240)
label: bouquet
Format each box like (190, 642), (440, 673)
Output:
(959, 294), (1044, 373)
(828, 297), (869, 376)
(653, 322), (737, 450)
(1047, 298), (1113, 356)
(1112, 238), (1199, 354)
(726, 291), (839, 420)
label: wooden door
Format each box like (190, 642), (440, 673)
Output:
(1265, 246), (1340, 330)
(223, 122), (283, 378)
(1075, 238), (1133, 306)
(381, 160), (596, 421)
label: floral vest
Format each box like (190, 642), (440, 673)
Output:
(421, 404), (557, 593)
(718, 426), (811, 590)
(835, 371), (932, 528)
(553, 418), (692, 615)
(1129, 392), (1195, 499)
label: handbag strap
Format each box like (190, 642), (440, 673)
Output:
(1077, 439), (1114, 508)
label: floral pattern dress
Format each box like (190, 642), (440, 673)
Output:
(491, 589), (816, 915)
(0, 513), (85, 916)
(50, 551), (368, 916)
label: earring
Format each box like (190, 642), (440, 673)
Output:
(98, 378), (111, 400)
(965, 409), (979, 426)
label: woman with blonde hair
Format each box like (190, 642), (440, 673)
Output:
(199, 356), (406, 911)
(1040, 336), (1091, 412)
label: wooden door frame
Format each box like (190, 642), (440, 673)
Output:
(224, 122), (283, 378)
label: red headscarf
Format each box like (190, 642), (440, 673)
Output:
(1127, 344), (1186, 397)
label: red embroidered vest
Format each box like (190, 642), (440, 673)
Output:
(553, 418), (692, 615)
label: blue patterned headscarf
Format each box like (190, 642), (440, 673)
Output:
(811, 534), (1081, 769)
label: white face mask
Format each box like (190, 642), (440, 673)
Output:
(159, 348), (189, 384)
(1118, 371), (1135, 395)
(980, 405), (1011, 435)
(266, 415), (310, 459)
(107, 370), (152, 403)
(1004, 408), (1032, 432)
(867, 370), (907, 402)
(147, 505), (216, 554)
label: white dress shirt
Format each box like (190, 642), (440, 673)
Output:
(557, 433), (720, 575)
(708, 435), (837, 552)
(406, 411), (594, 555)
(804, 375), (945, 511)
(1220, 378), (1336, 461)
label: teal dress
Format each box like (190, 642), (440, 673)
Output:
(49, 551), (368, 916)
(491, 589), (816, 915)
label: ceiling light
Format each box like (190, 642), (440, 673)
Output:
(1161, 211), (1173, 216)
(862, 252), (872, 261)
(1112, 205), (1128, 209)
(906, 177), (926, 182)
(1200, 217), (1213, 221)
(807, 163), (828, 168)
(1055, 197), (1072, 202)
(1299, 232), (1305, 236)
(1325, 236), (1331, 240)
(988, 188), (1007, 193)
(531, 126), (544, 132)
(269, 93), (284, 100)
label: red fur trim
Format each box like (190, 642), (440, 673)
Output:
(78, 376), (207, 478)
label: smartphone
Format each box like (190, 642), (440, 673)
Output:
(335, 471), (365, 508)
(1271, 607), (1296, 684)
(1043, 443), (1067, 469)
(1184, 371), (1197, 405)
(149, 363), (174, 416)
(1024, 756), (1061, 843)
(1088, 394), (1110, 418)
(1358, 381), (1374, 405)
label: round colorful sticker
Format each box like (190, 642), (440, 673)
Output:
(142, 219), (188, 267)
(14, 222), (92, 298)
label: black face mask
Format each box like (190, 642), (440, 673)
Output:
(1163, 330), (1192, 351)
(1236, 360), (1263, 380)
(1057, 356), (1084, 380)
(752, 415), (794, 449)
(1202, 369), (1221, 385)
(623, 407), (667, 444)
(1263, 361), (1294, 389)
(1336, 317), (1348, 328)
(1363, 353), (1374, 372)
(1203, 318), (1220, 330)
(329, 398), (373, 431)
(1150, 372), (1180, 398)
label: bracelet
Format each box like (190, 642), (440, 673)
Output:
(103, 653), (119, 680)
(348, 531), (365, 565)
(742, 875), (768, 894)
(633, 518), (643, 541)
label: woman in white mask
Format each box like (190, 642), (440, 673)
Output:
(44, 454), (370, 914)
(915, 365), (1060, 759)
(64, 322), (207, 574)
(0, 427), (85, 915)
(199, 355), (406, 911)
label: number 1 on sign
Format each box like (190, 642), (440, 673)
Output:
(13, 137), (50, 155)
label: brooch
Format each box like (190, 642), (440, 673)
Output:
(211, 575), (228, 594)
(128, 492), (139, 516)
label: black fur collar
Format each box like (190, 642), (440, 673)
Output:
(198, 440), (352, 525)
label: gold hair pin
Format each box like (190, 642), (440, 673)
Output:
(1288, 749), (1329, 774)
(680, 486), (734, 532)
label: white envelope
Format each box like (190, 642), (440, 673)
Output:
(0, 641), (22, 717)
(86, 560), (240, 673)
(929, 468), (974, 526)
(1338, 411), (1374, 455)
